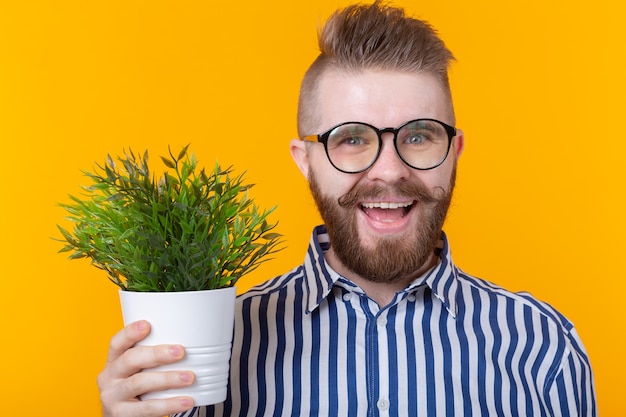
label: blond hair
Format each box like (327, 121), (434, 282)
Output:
(297, 1), (455, 136)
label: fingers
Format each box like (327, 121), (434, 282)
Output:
(101, 395), (195, 417)
(106, 321), (151, 366)
(98, 321), (197, 417)
(106, 321), (187, 378)
(98, 366), (196, 417)
(110, 343), (187, 379)
(100, 370), (196, 417)
(113, 368), (195, 399)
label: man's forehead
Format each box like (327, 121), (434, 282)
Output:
(313, 69), (453, 129)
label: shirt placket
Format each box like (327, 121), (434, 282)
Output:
(360, 295), (395, 417)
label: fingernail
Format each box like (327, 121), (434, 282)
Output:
(180, 372), (193, 383)
(180, 398), (193, 408)
(169, 345), (184, 358)
(135, 321), (148, 332)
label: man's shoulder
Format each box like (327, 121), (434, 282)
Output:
(236, 264), (307, 304)
(454, 269), (575, 334)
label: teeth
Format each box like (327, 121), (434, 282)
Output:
(361, 201), (413, 209)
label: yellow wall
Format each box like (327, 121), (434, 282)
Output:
(0, 0), (622, 414)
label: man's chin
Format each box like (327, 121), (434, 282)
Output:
(355, 227), (416, 257)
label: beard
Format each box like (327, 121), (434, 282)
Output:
(309, 167), (455, 284)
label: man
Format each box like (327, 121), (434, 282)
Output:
(97, 2), (596, 416)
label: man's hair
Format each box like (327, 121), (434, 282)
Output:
(297, 1), (455, 137)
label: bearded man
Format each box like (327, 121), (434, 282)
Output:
(97, 3), (596, 416)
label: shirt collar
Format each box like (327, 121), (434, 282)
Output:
(302, 225), (459, 317)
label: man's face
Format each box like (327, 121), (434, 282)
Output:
(291, 69), (463, 283)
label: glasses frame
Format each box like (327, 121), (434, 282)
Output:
(302, 118), (457, 174)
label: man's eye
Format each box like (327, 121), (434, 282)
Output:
(342, 136), (365, 145)
(331, 134), (369, 147)
(406, 133), (429, 144)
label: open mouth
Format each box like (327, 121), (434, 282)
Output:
(360, 201), (415, 222)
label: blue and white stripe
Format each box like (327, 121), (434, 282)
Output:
(175, 225), (596, 416)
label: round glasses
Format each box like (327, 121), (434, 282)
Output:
(302, 118), (456, 174)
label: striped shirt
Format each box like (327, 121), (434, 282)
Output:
(176, 225), (596, 417)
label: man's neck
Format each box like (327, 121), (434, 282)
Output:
(324, 249), (438, 307)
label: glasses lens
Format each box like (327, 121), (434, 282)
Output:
(396, 120), (450, 169)
(326, 123), (379, 172)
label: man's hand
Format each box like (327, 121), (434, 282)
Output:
(97, 320), (196, 417)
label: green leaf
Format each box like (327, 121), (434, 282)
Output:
(160, 156), (176, 169)
(177, 144), (190, 160)
(261, 232), (282, 241)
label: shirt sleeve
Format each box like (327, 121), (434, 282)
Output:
(545, 328), (597, 417)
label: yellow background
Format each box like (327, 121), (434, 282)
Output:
(0, 0), (623, 415)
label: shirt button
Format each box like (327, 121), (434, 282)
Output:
(377, 398), (390, 411)
(407, 294), (417, 302)
(377, 316), (387, 327)
(343, 293), (352, 302)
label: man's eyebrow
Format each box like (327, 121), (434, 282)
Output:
(404, 120), (439, 131)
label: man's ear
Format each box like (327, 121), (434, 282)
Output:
(453, 128), (464, 159)
(290, 139), (310, 178)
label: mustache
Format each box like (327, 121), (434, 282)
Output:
(337, 180), (445, 208)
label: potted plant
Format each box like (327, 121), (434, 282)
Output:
(56, 144), (282, 405)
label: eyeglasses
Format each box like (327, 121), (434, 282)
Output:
(302, 118), (456, 174)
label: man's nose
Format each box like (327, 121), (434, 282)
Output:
(365, 134), (412, 182)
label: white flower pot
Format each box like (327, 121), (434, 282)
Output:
(119, 287), (236, 406)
